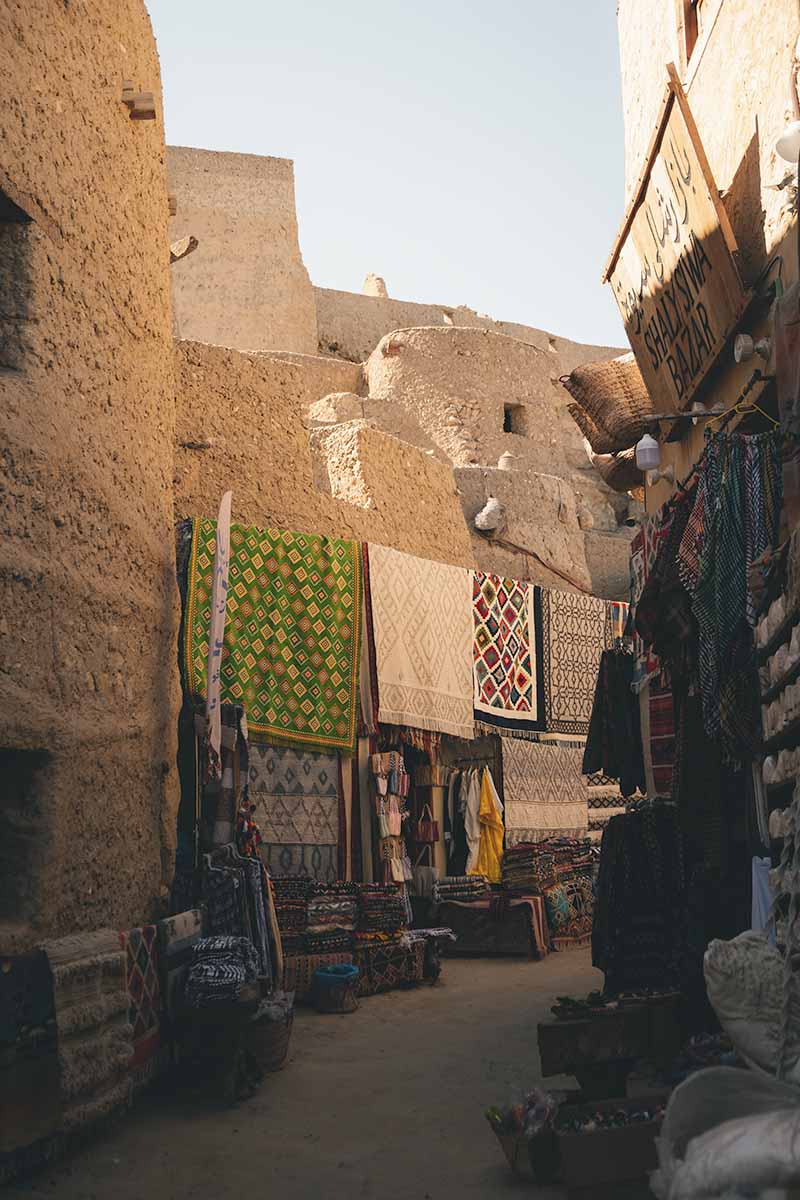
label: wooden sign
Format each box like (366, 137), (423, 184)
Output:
(603, 65), (749, 413)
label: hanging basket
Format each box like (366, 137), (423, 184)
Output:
(562, 353), (655, 454)
(591, 446), (644, 493)
(567, 402), (620, 457)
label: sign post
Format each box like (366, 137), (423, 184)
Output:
(603, 65), (749, 413)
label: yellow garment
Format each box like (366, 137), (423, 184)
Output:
(471, 769), (504, 884)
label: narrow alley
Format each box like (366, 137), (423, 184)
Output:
(6, 956), (599, 1200)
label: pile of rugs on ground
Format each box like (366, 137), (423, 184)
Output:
(278, 881), (446, 1000)
(1, 929), (136, 1184)
(0, 908), (291, 1184)
(423, 838), (599, 959)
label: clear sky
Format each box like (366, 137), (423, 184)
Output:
(148, 0), (627, 347)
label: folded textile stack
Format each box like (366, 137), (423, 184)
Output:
(184, 936), (259, 1007)
(304, 930), (355, 954)
(354, 930), (403, 947)
(545, 837), (596, 882)
(119, 925), (165, 1092)
(310, 881), (359, 898)
(501, 846), (559, 894)
(272, 878), (310, 955)
(541, 874), (595, 950)
(432, 875), (490, 903)
(42, 928), (133, 1136)
(305, 887), (358, 954)
(0, 950), (60, 1161)
(502, 838), (596, 949)
(357, 883), (408, 936)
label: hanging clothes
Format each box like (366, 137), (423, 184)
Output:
(636, 431), (782, 766)
(775, 282), (800, 529)
(592, 804), (687, 996)
(470, 768), (504, 884)
(464, 768), (482, 875)
(583, 648), (645, 797)
(450, 771), (469, 875)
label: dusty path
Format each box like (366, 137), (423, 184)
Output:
(8, 952), (601, 1200)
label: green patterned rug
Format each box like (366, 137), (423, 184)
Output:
(184, 519), (362, 751)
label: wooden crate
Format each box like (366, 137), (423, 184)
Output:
(556, 1094), (667, 1192)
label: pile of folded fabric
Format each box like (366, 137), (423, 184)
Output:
(498, 839), (597, 950)
(271, 877), (309, 955)
(501, 846), (559, 894)
(184, 936), (259, 1007)
(305, 883), (359, 954)
(432, 875), (491, 904)
(355, 883), (408, 946)
(545, 837), (596, 882)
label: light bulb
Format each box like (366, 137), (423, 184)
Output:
(776, 120), (800, 164)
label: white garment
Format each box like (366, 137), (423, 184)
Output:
(464, 768), (482, 874)
(483, 766), (503, 818)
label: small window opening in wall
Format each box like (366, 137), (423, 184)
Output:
(684, 0), (705, 62)
(0, 748), (49, 922)
(503, 404), (526, 435)
(0, 186), (34, 371)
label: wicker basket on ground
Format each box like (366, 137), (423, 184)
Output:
(250, 992), (294, 1072)
(312, 964), (360, 1014)
(562, 352), (655, 454)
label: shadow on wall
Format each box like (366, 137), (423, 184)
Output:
(0, 188), (33, 370)
(722, 127), (767, 282)
(0, 748), (51, 928)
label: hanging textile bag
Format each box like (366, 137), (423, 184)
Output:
(388, 797), (402, 837)
(377, 799), (391, 840)
(414, 803), (439, 844)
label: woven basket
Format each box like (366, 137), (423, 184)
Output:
(591, 446), (643, 493)
(567, 402), (619, 456)
(250, 1007), (294, 1072)
(312, 964), (360, 1014)
(563, 352), (654, 454)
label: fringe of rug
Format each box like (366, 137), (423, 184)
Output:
(551, 933), (593, 951)
(474, 720), (587, 749)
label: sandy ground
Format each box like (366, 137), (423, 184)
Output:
(8, 952), (602, 1200)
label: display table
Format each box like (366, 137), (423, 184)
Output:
(436, 896), (549, 958)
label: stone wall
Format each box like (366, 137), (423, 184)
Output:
(0, 0), (179, 946)
(175, 339), (633, 597)
(314, 284), (619, 370)
(616, 0), (798, 275)
(364, 325), (626, 524)
(616, 0), (800, 513)
(174, 341), (476, 565)
(168, 147), (319, 355)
